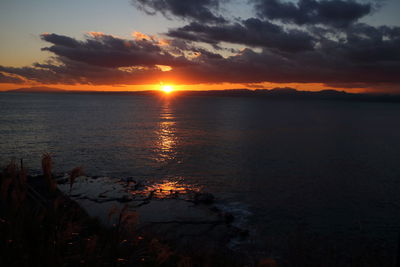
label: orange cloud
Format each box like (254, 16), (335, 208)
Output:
(87, 31), (106, 38)
(132, 31), (169, 46)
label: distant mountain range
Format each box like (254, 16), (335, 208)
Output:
(6, 86), (66, 93)
(3, 86), (400, 102)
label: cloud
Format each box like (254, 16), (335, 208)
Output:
(251, 0), (372, 28)
(131, 0), (227, 23)
(0, 59), (165, 85)
(168, 18), (316, 52)
(40, 33), (189, 68)
(162, 39), (400, 85)
(0, 72), (25, 84)
(163, 21), (400, 87)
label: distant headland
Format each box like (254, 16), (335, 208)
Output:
(6, 86), (66, 93)
(3, 86), (400, 103)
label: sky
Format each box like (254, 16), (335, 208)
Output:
(0, 0), (399, 93)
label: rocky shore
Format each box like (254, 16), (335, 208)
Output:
(0, 158), (254, 266)
(55, 174), (250, 252)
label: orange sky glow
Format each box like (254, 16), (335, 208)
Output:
(0, 82), (371, 94)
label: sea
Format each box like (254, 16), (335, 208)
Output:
(1, 92), (400, 262)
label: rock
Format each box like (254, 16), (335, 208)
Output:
(134, 180), (145, 190)
(224, 212), (235, 224)
(118, 194), (133, 203)
(194, 192), (215, 205)
(237, 229), (249, 239)
(258, 258), (278, 267)
(122, 177), (136, 183)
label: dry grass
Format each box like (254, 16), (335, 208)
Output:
(0, 159), (27, 210)
(69, 166), (84, 193)
(42, 153), (56, 192)
(0, 156), (145, 266)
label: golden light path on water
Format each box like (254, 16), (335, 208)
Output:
(129, 180), (202, 199)
(157, 98), (177, 162)
(136, 95), (203, 198)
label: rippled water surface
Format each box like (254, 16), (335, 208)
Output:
(2, 92), (400, 255)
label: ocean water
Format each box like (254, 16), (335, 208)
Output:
(2, 92), (400, 259)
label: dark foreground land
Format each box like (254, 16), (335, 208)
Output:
(1, 156), (399, 266)
(0, 157), (243, 267)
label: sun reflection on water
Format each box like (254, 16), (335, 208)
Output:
(129, 180), (202, 199)
(156, 100), (177, 162)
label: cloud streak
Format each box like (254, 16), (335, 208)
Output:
(131, 0), (227, 23)
(0, 72), (25, 84)
(41, 32), (189, 68)
(251, 0), (372, 28)
(168, 18), (316, 52)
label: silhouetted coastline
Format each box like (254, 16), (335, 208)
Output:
(4, 86), (400, 103)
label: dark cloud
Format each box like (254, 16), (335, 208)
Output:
(0, 59), (164, 85)
(131, 0), (227, 23)
(163, 22), (400, 86)
(40, 33), (189, 68)
(163, 40), (400, 85)
(168, 18), (316, 52)
(251, 0), (372, 28)
(343, 23), (400, 62)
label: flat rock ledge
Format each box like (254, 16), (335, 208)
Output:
(55, 175), (251, 251)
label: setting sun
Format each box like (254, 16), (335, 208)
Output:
(162, 85), (173, 93)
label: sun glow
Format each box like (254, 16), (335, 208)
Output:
(162, 85), (173, 93)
